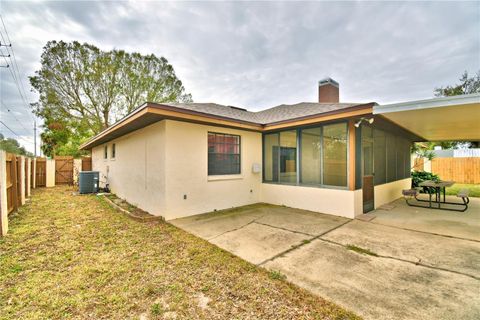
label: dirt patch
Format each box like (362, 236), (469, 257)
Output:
(103, 193), (163, 222)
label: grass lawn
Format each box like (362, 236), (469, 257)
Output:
(0, 186), (359, 319)
(445, 183), (480, 197)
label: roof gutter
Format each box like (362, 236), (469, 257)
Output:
(80, 102), (376, 150)
(373, 93), (480, 114)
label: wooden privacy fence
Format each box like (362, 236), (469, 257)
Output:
(431, 157), (480, 184)
(1, 153), (93, 236)
(1, 152), (37, 236)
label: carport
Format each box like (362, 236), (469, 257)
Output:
(373, 93), (480, 141)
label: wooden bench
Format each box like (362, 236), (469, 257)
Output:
(456, 189), (470, 208)
(402, 189), (423, 207)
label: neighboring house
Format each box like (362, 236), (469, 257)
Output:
(80, 78), (480, 220)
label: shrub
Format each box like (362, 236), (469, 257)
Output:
(411, 171), (440, 189)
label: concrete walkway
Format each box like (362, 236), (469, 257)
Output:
(170, 199), (480, 320)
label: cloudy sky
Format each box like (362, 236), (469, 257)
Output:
(0, 1), (479, 154)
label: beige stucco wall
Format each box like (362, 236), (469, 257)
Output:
(92, 121), (167, 216)
(374, 178), (412, 208)
(260, 183), (358, 219)
(91, 120), (262, 220)
(89, 118), (412, 220)
(163, 120), (262, 219)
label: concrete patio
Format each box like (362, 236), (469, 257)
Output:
(171, 198), (480, 320)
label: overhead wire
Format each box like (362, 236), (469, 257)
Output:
(0, 14), (37, 152)
(0, 120), (33, 145)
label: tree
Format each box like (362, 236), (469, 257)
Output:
(0, 133), (33, 156)
(434, 70), (480, 97)
(430, 70), (480, 149)
(30, 41), (192, 155)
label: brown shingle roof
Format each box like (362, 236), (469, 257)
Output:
(162, 102), (359, 125)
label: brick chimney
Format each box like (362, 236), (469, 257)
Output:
(318, 78), (339, 103)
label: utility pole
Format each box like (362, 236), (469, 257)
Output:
(34, 120), (37, 157)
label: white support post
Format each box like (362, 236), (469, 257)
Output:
(32, 158), (36, 189)
(423, 157), (432, 173)
(20, 156), (26, 205)
(46, 159), (56, 187)
(0, 151), (8, 236)
(73, 159), (82, 184)
(26, 158), (31, 197)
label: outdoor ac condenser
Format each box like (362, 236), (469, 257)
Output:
(78, 171), (100, 194)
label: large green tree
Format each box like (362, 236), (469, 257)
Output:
(30, 41), (192, 157)
(0, 133), (33, 156)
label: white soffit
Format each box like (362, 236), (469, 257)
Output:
(373, 93), (480, 141)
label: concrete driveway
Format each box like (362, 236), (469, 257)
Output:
(170, 199), (480, 320)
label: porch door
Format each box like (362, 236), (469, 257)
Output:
(362, 126), (374, 213)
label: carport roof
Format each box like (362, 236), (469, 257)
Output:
(373, 93), (480, 141)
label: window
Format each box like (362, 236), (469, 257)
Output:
(301, 127), (321, 184)
(279, 130), (297, 183)
(323, 123), (347, 186)
(104, 145), (108, 159)
(264, 133), (279, 182)
(111, 143), (116, 159)
(263, 121), (348, 188)
(208, 132), (240, 175)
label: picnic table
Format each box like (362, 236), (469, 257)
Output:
(419, 180), (455, 206)
(402, 180), (469, 212)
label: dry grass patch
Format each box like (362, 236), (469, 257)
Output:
(0, 186), (360, 320)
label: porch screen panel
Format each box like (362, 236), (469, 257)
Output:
(264, 133), (279, 182)
(279, 130), (297, 184)
(386, 132), (397, 182)
(300, 127), (322, 185)
(323, 123), (347, 187)
(404, 140), (412, 178)
(208, 132), (241, 175)
(396, 137), (405, 179)
(373, 128), (386, 185)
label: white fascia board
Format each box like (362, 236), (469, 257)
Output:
(373, 93), (480, 114)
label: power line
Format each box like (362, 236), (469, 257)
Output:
(0, 100), (30, 133)
(0, 14), (38, 155)
(0, 120), (33, 145)
(0, 15), (35, 122)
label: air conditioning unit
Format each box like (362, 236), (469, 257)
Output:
(79, 171), (99, 194)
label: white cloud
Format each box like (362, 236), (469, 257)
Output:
(0, 1), (478, 153)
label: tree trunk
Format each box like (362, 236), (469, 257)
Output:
(103, 110), (109, 130)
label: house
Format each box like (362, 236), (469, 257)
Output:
(80, 79), (480, 220)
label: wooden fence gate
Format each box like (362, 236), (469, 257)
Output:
(55, 156), (74, 185)
(81, 157), (92, 171)
(36, 158), (46, 187)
